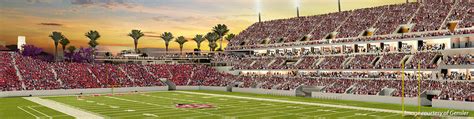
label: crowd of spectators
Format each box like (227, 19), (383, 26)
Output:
(0, 52), (233, 91)
(317, 56), (346, 69)
(406, 51), (441, 69)
(377, 53), (407, 69)
(226, 1), (474, 51)
(227, 29), (474, 51)
(226, 73), (473, 101)
(444, 0), (473, 29)
(188, 65), (232, 86)
(444, 54), (474, 65)
(231, 58), (255, 70)
(15, 53), (61, 90)
(310, 11), (351, 41)
(52, 62), (99, 89)
(120, 64), (164, 87)
(90, 64), (133, 88)
(295, 56), (319, 69)
(268, 57), (286, 69)
(0, 52), (21, 91)
(345, 54), (378, 69)
(249, 58), (273, 70)
(336, 6), (383, 38)
(374, 3), (419, 35)
(227, 51), (469, 70)
(1, 51), (473, 102)
(411, 0), (452, 32)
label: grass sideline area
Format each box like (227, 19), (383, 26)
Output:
(0, 97), (73, 119)
(29, 90), (471, 118)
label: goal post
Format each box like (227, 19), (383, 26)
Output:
(417, 62), (421, 117)
(111, 85), (118, 95)
(401, 60), (405, 117)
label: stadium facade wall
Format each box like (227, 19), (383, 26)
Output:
(198, 86), (229, 92)
(232, 88), (296, 96)
(432, 99), (474, 110)
(175, 86), (200, 90)
(311, 92), (425, 106)
(174, 86), (228, 92)
(0, 86), (169, 97)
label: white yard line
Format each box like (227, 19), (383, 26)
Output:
(23, 97), (104, 119)
(27, 106), (53, 119)
(176, 91), (417, 115)
(104, 96), (224, 117)
(335, 110), (380, 118)
(381, 113), (401, 118)
(17, 106), (40, 119)
(314, 110), (355, 117)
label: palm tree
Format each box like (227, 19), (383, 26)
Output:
(128, 30), (144, 53)
(60, 37), (70, 58)
(67, 46), (76, 54)
(212, 24), (229, 51)
(85, 30), (101, 44)
(225, 34), (235, 50)
(88, 40), (99, 48)
(175, 36), (188, 55)
(205, 32), (219, 52)
(225, 33), (235, 42)
(208, 42), (218, 52)
(160, 32), (174, 53)
(85, 30), (100, 60)
(192, 34), (206, 50)
(66, 46), (76, 62)
(49, 31), (64, 61)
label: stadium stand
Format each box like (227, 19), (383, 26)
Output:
(0, 52), (21, 91)
(3, 51), (471, 101)
(1, 1), (473, 103)
(226, 1), (473, 51)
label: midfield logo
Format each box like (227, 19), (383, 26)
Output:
(175, 104), (215, 109)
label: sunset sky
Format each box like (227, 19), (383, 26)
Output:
(0, 0), (413, 54)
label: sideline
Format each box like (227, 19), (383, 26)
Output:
(17, 106), (40, 119)
(23, 97), (104, 119)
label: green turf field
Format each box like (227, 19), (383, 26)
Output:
(0, 97), (73, 119)
(1, 90), (473, 119)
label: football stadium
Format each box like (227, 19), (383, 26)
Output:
(0, 0), (473, 118)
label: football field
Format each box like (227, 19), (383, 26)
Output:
(1, 90), (473, 119)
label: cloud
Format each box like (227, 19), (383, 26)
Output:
(70, 0), (134, 9)
(26, 0), (55, 4)
(70, 0), (94, 5)
(143, 31), (158, 34)
(144, 35), (161, 38)
(143, 31), (162, 38)
(38, 22), (63, 26)
(151, 16), (173, 22)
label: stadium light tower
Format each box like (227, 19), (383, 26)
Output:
(338, 0), (341, 12)
(296, 0), (300, 17)
(257, 0), (262, 22)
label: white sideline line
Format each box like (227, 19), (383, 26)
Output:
(27, 106), (53, 119)
(17, 106), (40, 119)
(23, 97), (104, 119)
(176, 91), (417, 115)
